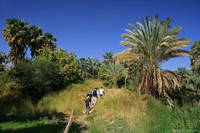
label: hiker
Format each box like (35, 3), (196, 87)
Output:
(92, 88), (99, 106)
(85, 96), (90, 115)
(99, 86), (105, 99)
(86, 91), (92, 105)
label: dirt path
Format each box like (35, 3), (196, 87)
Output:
(73, 106), (95, 133)
(60, 107), (95, 133)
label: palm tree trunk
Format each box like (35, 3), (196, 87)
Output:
(114, 80), (117, 89)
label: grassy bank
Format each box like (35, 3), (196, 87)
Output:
(85, 89), (172, 133)
(0, 79), (199, 133)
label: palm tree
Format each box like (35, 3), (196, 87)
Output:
(39, 33), (57, 48)
(2, 19), (57, 68)
(103, 63), (127, 88)
(3, 19), (29, 68)
(102, 52), (116, 66)
(87, 57), (101, 78)
(78, 58), (90, 78)
(114, 14), (190, 102)
(27, 25), (43, 57)
(190, 40), (200, 72)
(175, 67), (192, 79)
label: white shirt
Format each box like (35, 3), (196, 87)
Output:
(99, 88), (104, 95)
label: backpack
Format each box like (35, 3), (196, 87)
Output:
(93, 89), (97, 96)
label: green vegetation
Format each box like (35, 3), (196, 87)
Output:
(0, 79), (200, 133)
(0, 117), (65, 133)
(1, 15), (200, 133)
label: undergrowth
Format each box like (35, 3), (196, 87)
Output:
(1, 79), (200, 133)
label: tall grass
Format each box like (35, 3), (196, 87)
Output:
(37, 79), (103, 116)
(1, 78), (200, 133)
(86, 89), (173, 133)
(0, 79), (103, 118)
(0, 80), (35, 118)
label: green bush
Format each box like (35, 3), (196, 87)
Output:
(14, 57), (61, 103)
(39, 47), (82, 84)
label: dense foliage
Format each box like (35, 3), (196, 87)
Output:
(14, 57), (60, 103)
(78, 57), (101, 79)
(177, 41), (200, 106)
(11, 47), (81, 103)
(190, 40), (200, 72)
(0, 50), (8, 73)
(38, 47), (81, 84)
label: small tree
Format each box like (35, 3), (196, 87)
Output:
(102, 63), (127, 88)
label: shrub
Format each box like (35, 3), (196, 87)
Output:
(14, 57), (61, 103)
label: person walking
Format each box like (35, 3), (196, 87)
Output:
(85, 96), (90, 115)
(86, 91), (92, 105)
(99, 86), (105, 99)
(92, 88), (99, 106)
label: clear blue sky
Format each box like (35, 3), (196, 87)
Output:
(0, 0), (200, 71)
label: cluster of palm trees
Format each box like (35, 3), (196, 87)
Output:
(79, 14), (193, 105)
(2, 19), (57, 68)
(78, 52), (128, 88)
(2, 15), (199, 105)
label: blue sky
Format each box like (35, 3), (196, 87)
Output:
(0, 0), (200, 71)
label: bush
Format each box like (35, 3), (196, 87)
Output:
(14, 57), (61, 103)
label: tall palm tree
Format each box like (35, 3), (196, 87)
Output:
(102, 63), (127, 88)
(3, 19), (29, 68)
(2, 19), (57, 68)
(114, 14), (190, 102)
(27, 25), (43, 57)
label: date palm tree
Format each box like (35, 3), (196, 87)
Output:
(87, 57), (101, 78)
(102, 63), (127, 88)
(114, 14), (190, 102)
(102, 52), (116, 66)
(175, 67), (192, 79)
